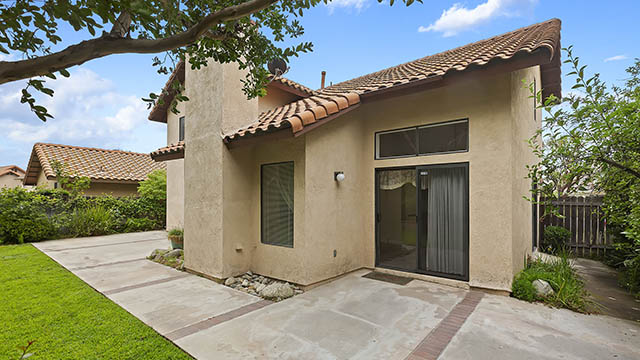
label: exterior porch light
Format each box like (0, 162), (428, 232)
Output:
(334, 171), (345, 182)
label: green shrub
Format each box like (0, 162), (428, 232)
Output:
(512, 252), (589, 312)
(0, 188), (56, 244)
(0, 173), (166, 244)
(168, 228), (183, 237)
(542, 226), (572, 254)
(124, 218), (156, 232)
(68, 205), (114, 237)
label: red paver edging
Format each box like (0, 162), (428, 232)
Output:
(407, 291), (484, 360)
(165, 299), (273, 341)
(103, 273), (190, 295)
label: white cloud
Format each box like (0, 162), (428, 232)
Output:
(0, 69), (151, 146)
(604, 55), (628, 62)
(419, 0), (537, 37)
(326, 0), (369, 14)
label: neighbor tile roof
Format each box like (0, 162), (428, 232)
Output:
(150, 141), (185, 162)
(223, 18), (561, 144)
(0, 165), (25, 177)
(23, 143), (165, 185)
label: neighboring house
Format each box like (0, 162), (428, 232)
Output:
(0, 165), (26, 189)
(150, 19), (562, 293)
(24, 143), (165, 197)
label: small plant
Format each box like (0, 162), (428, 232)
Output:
(512, 251), (589, 312)
(542, 226), (571, 254)
(17, 340), (35, 359)
(168, 228), (184, 249)
(168, 228), (183, 237)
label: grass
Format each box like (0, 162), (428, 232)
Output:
(512, 251), (590, 313)
(0, 244), (192, 360)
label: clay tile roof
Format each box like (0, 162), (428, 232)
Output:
(268, 76), (316, 97)
(150, 141), (185, 162)
(320, 18), (561, 97)
(23, 143), (165, 186)
(0, 165), (25, 177)
(223, 18), (562, 144)
(148, 60), (186, 123)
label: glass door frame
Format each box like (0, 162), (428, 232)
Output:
(374, 162), (469, 281)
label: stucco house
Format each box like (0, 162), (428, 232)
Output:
(0, 165), (26, 189)
(24, 143), (165, 197)
(150, 19), (562, 293)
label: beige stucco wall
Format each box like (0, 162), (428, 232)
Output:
(258, 86), (301, 114)
(33, 169), (139, 197)
(184, 60), (259, 278)
(509, 66), (541, 277)
(0, 173), (24, 189)
(182, 61), (540, 290)
(165, 101), (185, 230)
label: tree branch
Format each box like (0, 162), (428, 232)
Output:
(598, 157), (640, 179)
(0, 0), (278, 84)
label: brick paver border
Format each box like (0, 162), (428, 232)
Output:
(69, 258), (145, 271)
(165, 300), (273, 341)
(103, 273), (191, 295)
(407, 290), (484, 360)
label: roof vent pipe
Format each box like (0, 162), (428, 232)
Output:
(321, 71), (326, 89)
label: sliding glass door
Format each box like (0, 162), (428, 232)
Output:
(376, 163), (468, 280)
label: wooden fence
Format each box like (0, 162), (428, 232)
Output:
(536, 196), (612, 257)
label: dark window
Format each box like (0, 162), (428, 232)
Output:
(376, 119), (468, 159)
(417, 120), (468, 155)
(261, 162), (294, 247)
(376, 128), (417, 158)
(179, 116), (185, 141)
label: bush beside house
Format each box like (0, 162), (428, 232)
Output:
(512, 252), (589, 313)
(0, 169), (167, 244)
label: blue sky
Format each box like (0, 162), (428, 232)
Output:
(1, 0), (638, 169)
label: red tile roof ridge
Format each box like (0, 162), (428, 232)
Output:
(321, 18), (560, 94)
(34, 142), (152, 157)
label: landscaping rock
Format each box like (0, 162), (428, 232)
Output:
(164, 249), (183, 259)
(148, 248), (168, 259)
(241, 279), (249, 287)
(260, 282), (294, 300)
(225, 277), (237, 286)
(533, 279), (554, 297)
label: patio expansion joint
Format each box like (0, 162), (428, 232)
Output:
(165, 299), (273, 341)
(42, 237), (166, 252)
(406, 290), (484, 360)
(103, 273), (191, 295)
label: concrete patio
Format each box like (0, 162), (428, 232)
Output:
(34, 231), (640, 360)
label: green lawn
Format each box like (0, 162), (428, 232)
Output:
(0, 244), (192, 359)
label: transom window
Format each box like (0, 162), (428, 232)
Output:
(261, 162), (294, 247)
(375, 119), (468, 159)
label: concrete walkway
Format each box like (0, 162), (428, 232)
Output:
(34, 232), (640, 360)
(574, 258), (640, 322)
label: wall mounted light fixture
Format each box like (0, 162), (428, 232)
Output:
(334, 171), (345, 182)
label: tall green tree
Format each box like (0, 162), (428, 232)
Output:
(0, 0), (420, 121)
(529, 46), (640, 295)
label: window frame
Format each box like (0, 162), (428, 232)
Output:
(178, 116), (185, 142)
(374, 118), (469, 160)
(260, 161), (295, 248)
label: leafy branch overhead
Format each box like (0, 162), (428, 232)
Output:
(0, 0), (421, 121)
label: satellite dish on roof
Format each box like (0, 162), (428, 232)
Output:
(268, 58), (288, 76)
